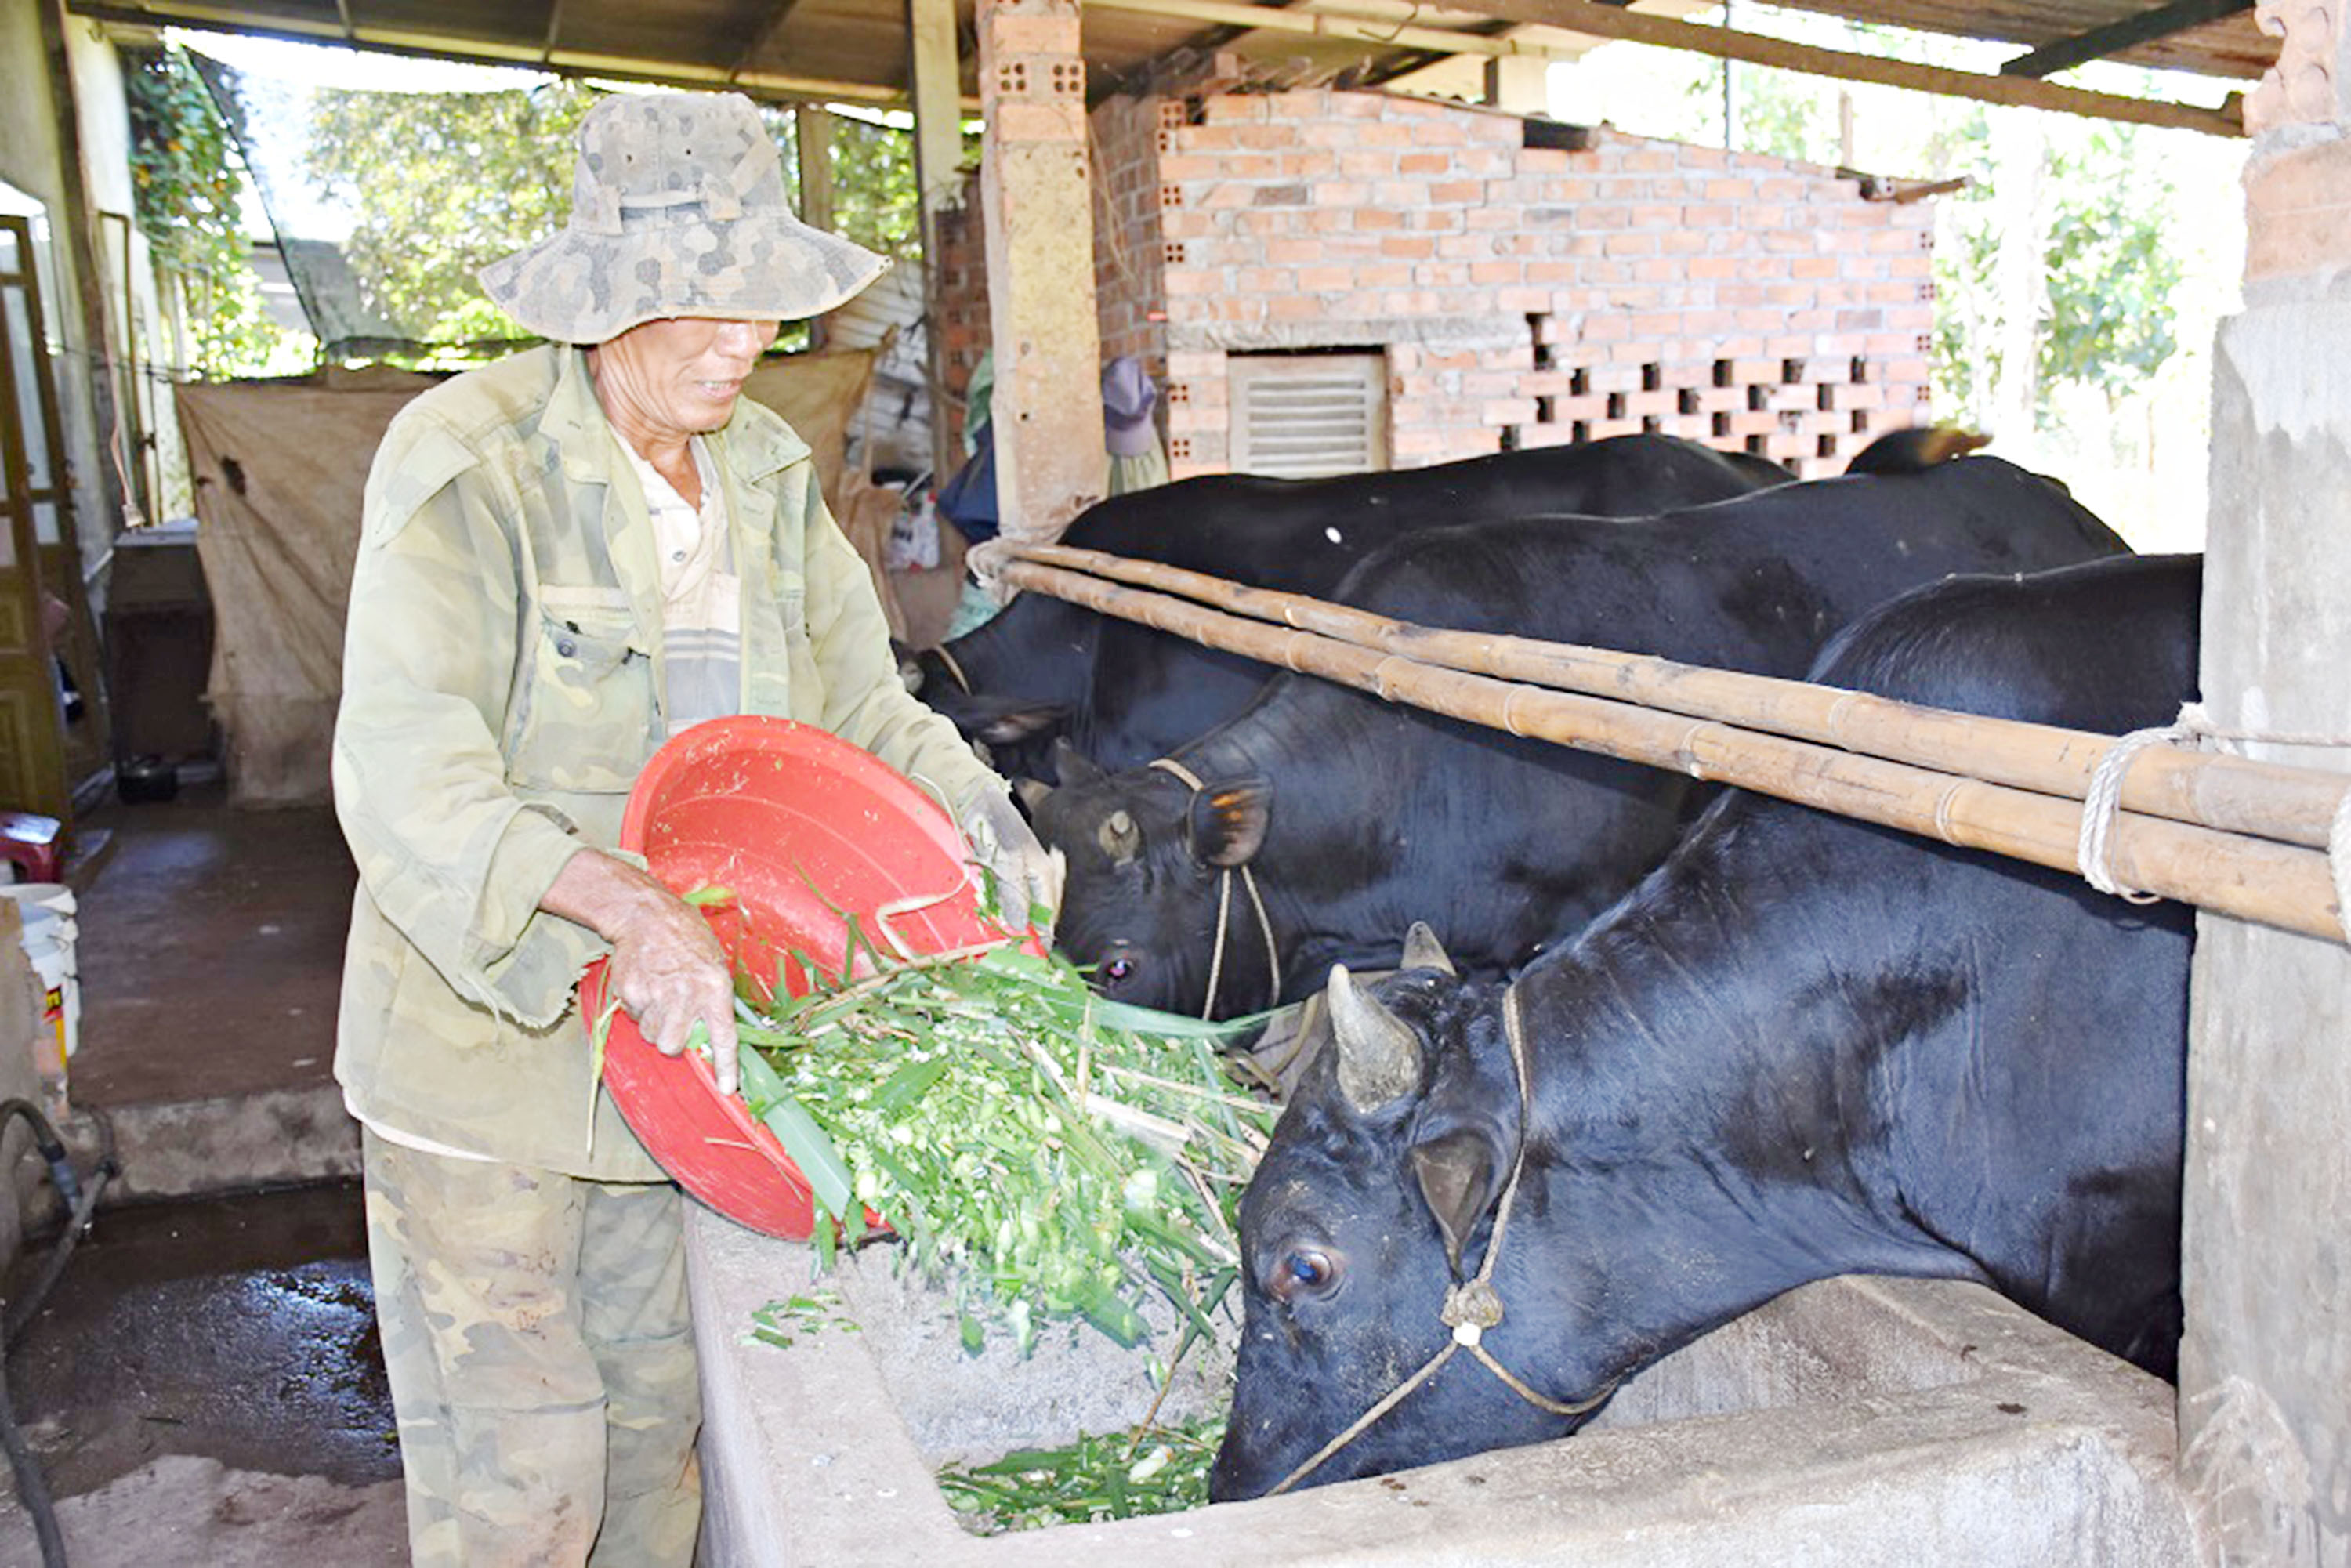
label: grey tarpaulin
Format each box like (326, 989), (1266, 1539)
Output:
(174, 350), (880, 806)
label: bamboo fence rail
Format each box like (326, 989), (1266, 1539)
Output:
(999, 541), (2346, 851)
(977, 545), (2351, 947)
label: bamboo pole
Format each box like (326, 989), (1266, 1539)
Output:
(988, 557), (2348, 946)
(994, 541), (2351, 854)
(1453, 0), (2246, 138)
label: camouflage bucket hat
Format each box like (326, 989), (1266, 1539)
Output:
(479, 91), (888, 343)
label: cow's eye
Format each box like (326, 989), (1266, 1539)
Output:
(1103, 955), (1136, 983)
(1270, 1247), (1340, 1303)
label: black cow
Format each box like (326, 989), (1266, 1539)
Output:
(1209, 553), (2199, 1500)
(915, 433), (1789, 778)
(1034, 451), (2132, 1019)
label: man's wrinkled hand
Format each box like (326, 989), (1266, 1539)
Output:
(958, 784), (1063, 940)
(548, 850), (741, 1096)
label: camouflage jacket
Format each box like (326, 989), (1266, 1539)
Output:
(333, 344), (997, 1179)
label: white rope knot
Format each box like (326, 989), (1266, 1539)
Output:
(1442, 1280), (1505, 1347)
(2078, 724), (2190, 902)
(965, 538), (1022, 606)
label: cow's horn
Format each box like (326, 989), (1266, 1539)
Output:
(1329, 965), (1422, 1114)
(1400, 922), (1454, 976)
(1099, 808), (1140, 863)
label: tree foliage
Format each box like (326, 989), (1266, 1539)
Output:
(122, 44), (290, 377)
(306, 80), (599, 348)
(1929, 109), (2183, 425)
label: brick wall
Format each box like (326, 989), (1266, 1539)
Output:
(931, 198), (991, 455)
(937, 86), (1938, 479)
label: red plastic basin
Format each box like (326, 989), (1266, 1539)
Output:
(581, 716), (1020, 1240)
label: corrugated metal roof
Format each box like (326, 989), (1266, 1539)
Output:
(75, 0), (2271, 119)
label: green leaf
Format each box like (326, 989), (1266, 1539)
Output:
(870, 1063), (950, 1124)
(1075, 1280), (1148, 1349)
(737, 1045), (857, 1221)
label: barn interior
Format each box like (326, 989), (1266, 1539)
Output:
(0, 0), (2342, 1563)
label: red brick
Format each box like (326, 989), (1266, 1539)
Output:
(1177, 125), (1241, 153)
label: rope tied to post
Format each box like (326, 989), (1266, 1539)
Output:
(2076, 704), (2351, 929)
(2077, 722), (2190, 902)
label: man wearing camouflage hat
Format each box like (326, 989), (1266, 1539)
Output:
(333, 89), (1058, 1564)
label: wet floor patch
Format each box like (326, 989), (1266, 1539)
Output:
(2, 1179), (397, 1499)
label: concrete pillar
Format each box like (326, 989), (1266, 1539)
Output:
(2178, 2), (2351, 1562)
(904, 0), (962, 479)
(974, 0), (1102, 541)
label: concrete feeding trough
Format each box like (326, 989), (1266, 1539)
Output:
(688, 1206), (2201, 1565)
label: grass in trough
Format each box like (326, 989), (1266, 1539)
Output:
(936, 1410), (1229, 1534)
(713, 905), (1275, 1356)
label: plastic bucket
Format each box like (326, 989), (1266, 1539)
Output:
(0, 883), (78, 1093)
(583, 717), (1031, 1241)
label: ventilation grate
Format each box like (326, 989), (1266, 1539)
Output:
(1227, 354), (1389, 478)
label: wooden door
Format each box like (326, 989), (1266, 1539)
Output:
(0, 214), (88, 822)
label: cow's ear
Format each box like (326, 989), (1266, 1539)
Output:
(1400, 922), (1455, 976)
(1052, 738), (1107, 789)
(1188, 776), (1270, 867)
(1411, 1128), (1506, 1276)
(1328, 964), (1421, 1114)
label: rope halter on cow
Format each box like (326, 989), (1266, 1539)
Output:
(1147, 757), (1282, 1019)
(1265, 983), (1618, 1497)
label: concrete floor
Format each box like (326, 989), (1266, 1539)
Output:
(0, 781), (408, 1566)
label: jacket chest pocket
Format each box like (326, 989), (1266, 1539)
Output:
(508, 599), (657, 792)
(748, 568), (814, 716)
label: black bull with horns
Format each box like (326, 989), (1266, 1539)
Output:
(1034, 447), (2130, 1022)
(909, 432), (1792, 782)
(1211, 553), (2199, 1500)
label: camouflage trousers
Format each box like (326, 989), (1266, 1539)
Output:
(362, 1129), (702, 1566)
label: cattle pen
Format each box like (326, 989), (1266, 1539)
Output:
(0, 0), (2342, 1557)
(976, 539), (2351, 947)
(681, 528), (2324, 1566)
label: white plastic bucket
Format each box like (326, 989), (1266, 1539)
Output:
(0, 884), (77, 1088)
